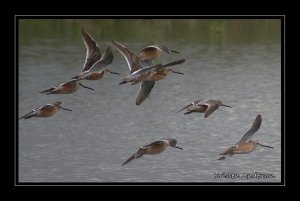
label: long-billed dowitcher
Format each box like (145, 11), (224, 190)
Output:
(40, 79), (95, 95)
(177, 99), (231, 118)
(122, 138), (183, 166)
(19, 101), (72, 119)
(72, 29), (119, 80)
(138, 45), (180, 61)
(118, 59), (185, 85)
(218, 114), (273, 160)
(112, 40), (184, 105)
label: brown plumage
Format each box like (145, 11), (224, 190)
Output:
(112, 40), (184, 106)
(177, 99), (231, 118)
(72, 29), (118, 81)
(122, 138), (183, 166)
(218, 114), (274, 160)
(40, 79), (95, 95)
(138, 45), (180, 61)
(19, 101), (72, 119)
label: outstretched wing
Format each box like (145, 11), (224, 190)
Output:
(19, 105), (42, 119)
(112, 40), (141, 73)
(135, 59), (156, 106)
(136, 81), (155, 105)
(177, 98), (203, 113)
(122, 148), (144, 166)
(154, 59), (185, 72)
(19, 110), (35, 119)
(204, 104), (218, 118)
(40, 86), (56, 93)
(87, 46), (114, 72)
(81, 28), (102, 72)
(236, 114), (262, 144)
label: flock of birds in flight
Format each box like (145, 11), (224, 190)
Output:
(19, 28), (273, 166)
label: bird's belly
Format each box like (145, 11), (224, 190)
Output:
(133, 72), (152, 82)
(225, 143), (257, 154)
(147, 73), (166, 81)
(86, 72), (103, 80)
(38, 107), (58, 117)
(146, 145), (166, 154)
(188, 106), (207, 113)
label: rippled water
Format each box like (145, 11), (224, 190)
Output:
(18, 20), (281, 183)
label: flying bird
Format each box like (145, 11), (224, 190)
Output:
(218, 114), (273, 160)
(177, 99), (231, 118)
(112, 40), (184, 105)
(19, 101), (72, 119)
(72, 29), (119, 81)
(122, 138), (183, 166)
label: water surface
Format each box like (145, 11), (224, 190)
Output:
(18, 19), (281, 183)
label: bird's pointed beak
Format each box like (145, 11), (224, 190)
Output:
(174, 146), (183, 150)
(79, 83), (95, 90)
(107, 69), (120, 75)
(170, 50), (180, 54)
(171, 69), (184, 75)
(257, 143), (274, 149)
(221, 104), (231, 108)
(61, 107), (72, 111)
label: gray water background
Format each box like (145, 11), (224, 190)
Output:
(18, 19), (281, 183)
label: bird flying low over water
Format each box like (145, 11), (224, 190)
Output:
(19, 101), (72, 119)
(118, 59), (185, 85)
(122, 138), (183, 166)
(177, 99), (231, 118)
(138, 45), (180, 61)
(112, 40), (185, 105)
(72, 29), (119, 81)
(218, 114), (273, 160)
(40, 79), (95, 95)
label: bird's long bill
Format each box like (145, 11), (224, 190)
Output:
(221, 104), (231, 108)
(257, 143), (274, 149)
(218, 155), (227, 160)
(174, 146), (183, 150)
(176, 104), (192, 113)
(61, 107), (72, 111)
(122, 154), (136, 166)
(170, 49), (180, 54)
(171, 69), (184, 75)
(107, 69), (120, 75)
(79, 83), (95, 90)
(119, 80), (127, 85)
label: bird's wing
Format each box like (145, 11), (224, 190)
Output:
(87, 46), (114, 72)
(40, 104), (55, 110)
(204, 104), (218, 118)
(177, 98), (203, 113)
(122, 148), (144, 166)
(40, 86), (56, 93)
(135, 81), (155, 105)
(154, 59), (185, 72)
(81, 28), (102, 72)
(145, 140), (165, 147)
(19, 110), (35, 119)
(139, 45), (180, 55)
(138, 46), (158, 54)
(236, 114), (262, 145)
(112, 40), (141, 73)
